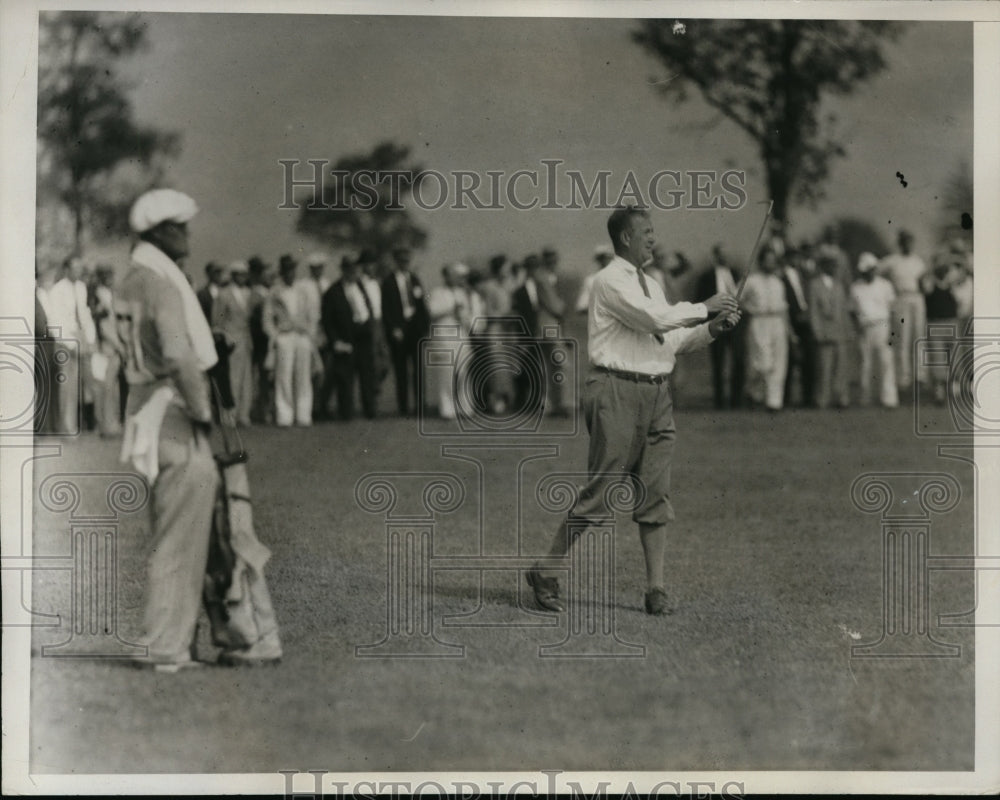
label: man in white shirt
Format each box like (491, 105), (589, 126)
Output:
(526, 206), (739, 617)
(850, 252), (898, 408)
(879, 229), (928, 390)
(35, 255), (97, 433)
(264, 254), (318, 426)
(213, 260), (255, 425)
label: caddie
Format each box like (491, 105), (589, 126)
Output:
(526, 206), (740, 616)
(118, 188), (219, 672)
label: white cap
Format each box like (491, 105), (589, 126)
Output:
(307, 251), (328, 265)
(594, 244), (613, 259)
(128, 188), (198, 234)
(229, 259), (249, 273)
(857, 252), (879, 273)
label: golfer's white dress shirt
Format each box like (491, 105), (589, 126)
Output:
(588, 256), (712, 376)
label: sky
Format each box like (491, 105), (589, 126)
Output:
(88, 14), (973, 284)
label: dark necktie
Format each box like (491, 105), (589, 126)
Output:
(357, 280), (374, 322)
(636, 267), (665, 344)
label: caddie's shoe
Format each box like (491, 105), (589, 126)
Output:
(526, 568), (565, 612)
(218, 635), (283, 667)
(644, 587), (672, 616)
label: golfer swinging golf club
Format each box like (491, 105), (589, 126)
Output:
(526, 205), (742, 616)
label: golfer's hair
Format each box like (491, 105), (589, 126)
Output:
(607, 206), (649, 251)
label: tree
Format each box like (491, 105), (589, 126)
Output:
(37, 11), (179, 251)
(633, 20), (906, 232)
(296, 141), (428, 257)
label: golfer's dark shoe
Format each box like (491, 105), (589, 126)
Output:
(526, 569), (565, 612)
(644, 587), (672, 616)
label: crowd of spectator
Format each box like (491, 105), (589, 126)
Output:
(33, 223), (974, 435)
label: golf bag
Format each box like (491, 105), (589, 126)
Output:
(203, 415), (281, 653)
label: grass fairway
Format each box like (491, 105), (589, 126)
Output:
(28, 360), (975, 774)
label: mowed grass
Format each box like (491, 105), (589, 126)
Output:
(29, 354), (975, 774)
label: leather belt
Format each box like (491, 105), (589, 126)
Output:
(595, 366), (671, 385)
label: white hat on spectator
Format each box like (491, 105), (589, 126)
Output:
(594, 244), (613, 259)
(307, 251), (329, 265)
(229, 259), (249, 273)
(128, 189), (198, 234)
(857, 252), (879, 273)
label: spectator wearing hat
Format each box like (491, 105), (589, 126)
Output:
(695, 243), (745, 409)
(921, 250), (962, 405)
(199, 261), (236, 423)
(809, 252), (852, 409)
(264, 254), (318, 426)
(879, 229), (928, 391)
(117, 188), (219, 671)
(381, 245), (430, 417)
(575, 245), (614, 314)
(213, 260), (255, 426)
(741, 247), (791, 411)
(512, 253), (567, 415)
(478, 254), (519, 414)
(197, 261), (228, 323)
(323, 255), (379, 420)
(818, 226), (852, 288)
(849, 252), (898, 408)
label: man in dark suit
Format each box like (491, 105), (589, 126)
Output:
(511, 253), (564, 414)
(781, 246), (815, 407)
(381, 245), (430, 416)
(695, 244), (745, 409)
(324, 255), (377, 420)
(809, 253), (851, 408)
